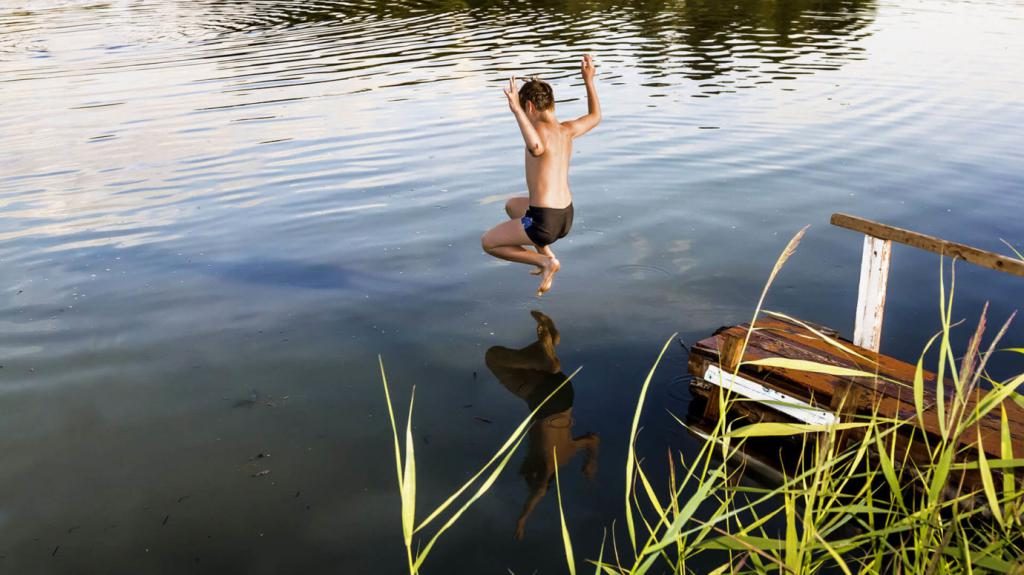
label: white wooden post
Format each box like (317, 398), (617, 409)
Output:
(853, 235), (892, 352)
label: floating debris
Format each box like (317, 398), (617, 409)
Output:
(473, 416), (492, 424)
(251, 470), (270, 478)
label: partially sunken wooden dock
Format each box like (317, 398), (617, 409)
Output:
(687, 213), (1024, 475)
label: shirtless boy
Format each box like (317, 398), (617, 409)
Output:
(481, 54), (601, 296)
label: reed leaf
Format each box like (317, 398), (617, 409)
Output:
(741, 357), (892, 380)
(1001, 238), (1024, 260)
(1000, 405), (1015, 524)
(402, 386), (417, 547)
(723, 422), (865, 438)
(413, 430), (529, 571)
(554, 446), (577, 575)
(977, 435), (1005, 528)
(625, 335), (676, 554)
(740, 226), (809, 355)
(416, 367), (581, 533)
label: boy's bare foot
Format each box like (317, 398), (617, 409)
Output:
(530, 246), (556, 276)
(536, 257), (560, 296)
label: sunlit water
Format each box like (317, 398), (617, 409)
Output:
(2, 0), (1023, 572)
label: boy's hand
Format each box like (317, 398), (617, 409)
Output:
(503, 75), (522, 113)
(581, 54), (596, 82)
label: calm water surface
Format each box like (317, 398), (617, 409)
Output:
(2, 0), (1023, 572)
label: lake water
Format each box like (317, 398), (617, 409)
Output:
(2, 0), (1023, 572)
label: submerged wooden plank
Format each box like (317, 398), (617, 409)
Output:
(831, 213), (1024, 277)
(689, 315), (1024, 458)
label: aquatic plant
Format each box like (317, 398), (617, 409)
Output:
(379, 356), (581, 573)
(383, 228), (1024, 574)
(582, 231), (1024, 574)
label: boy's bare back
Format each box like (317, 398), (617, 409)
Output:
(481, 55), (601, 296)
(523, 121), (572, 208)
(506, 55), (601, 210)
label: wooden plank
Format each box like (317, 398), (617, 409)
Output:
(853, 236), (892, 351)
(703, 334), (744, 419)
(698, 323), (1024, 438)
(696, 321), (932, 406)
(688, 318), (1024, 458)
(702, 364), (837, 425)
(831, 213), (1024, 277)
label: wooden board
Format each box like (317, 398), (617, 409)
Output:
(831, 213), (1024, 277)
(688, 314), (1024, 458)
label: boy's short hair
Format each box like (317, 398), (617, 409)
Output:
(519, 78), (554, 111)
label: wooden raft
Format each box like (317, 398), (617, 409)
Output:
(687, 314), (1024, 460)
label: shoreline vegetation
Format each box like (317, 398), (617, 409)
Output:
(382, 228), (1024, 574)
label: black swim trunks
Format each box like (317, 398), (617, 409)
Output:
(524, 373), (574, 420)
(521, 204), (574, 248)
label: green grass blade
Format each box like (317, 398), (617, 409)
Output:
(959, 373), (1024, 436)
(914, 331), (942, 434)
(740, 225), (809, 355)
(723, 422), (865, 439)
(813, 529), (853, 575)
(935, 258), (954, 438)
(380, 357), (416, 573)
(413, 430), (530, 571)
(589, 530), (607, 575)
(416, 367), (581, 533)
(927, 445), (955, 507)
(402, 387), (417, 547)
(1001, 238), (1024, 260)
(1000, 405), (1015, 524)
(640, 469), (723, 557)
(635, 458), (665, 522)
(977, 433), (1005, 528)
(873, 426), (906, 511)
(554, 446), (576, 575)
(742, 357), (893, 380)
(784, 491), (797, 571)
(625, 334), (676, 554)
(380, 356), (405, 493)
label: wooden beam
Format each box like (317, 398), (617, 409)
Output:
(853, 236), (892, 351)
(831, 213), (1024, 277)
(703, 334), (744, 419)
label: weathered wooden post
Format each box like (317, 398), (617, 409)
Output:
(853, 236), (892, 352)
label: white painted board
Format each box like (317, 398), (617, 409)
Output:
(703, 365), (838, 426)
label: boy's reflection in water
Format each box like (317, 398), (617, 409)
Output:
(485, 311), (600, 540)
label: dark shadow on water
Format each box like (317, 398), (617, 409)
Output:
(485, 310), (600, 541)
(214, 259), (361, 290)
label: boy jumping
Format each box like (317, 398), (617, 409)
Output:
(481, 54), (601, 296)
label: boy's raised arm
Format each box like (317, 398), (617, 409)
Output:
(566, 54), (601, 138)
(504, 76), (546, 156)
